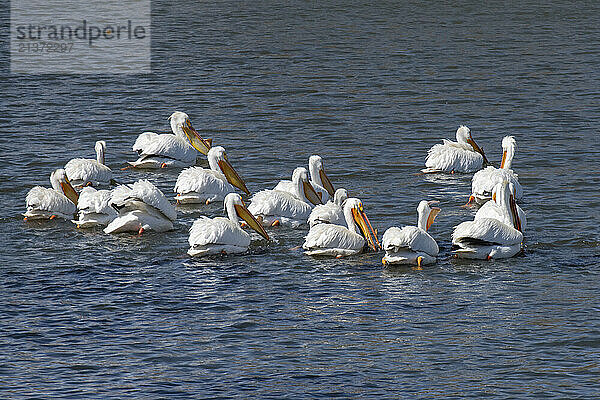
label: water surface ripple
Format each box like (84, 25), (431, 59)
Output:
(1, 2), (599, 398)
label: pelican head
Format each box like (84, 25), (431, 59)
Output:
(500, 136), (517, 169)
(333, 188), (348, 206)
(455, 125), (471, 143)
(50, 169), (79, 205)
(169, 111), (212, 155)
(456, 125), (489, 165)
(344, 198), (380, 251)
(292, 167), (323, 206)
(225, 193), (269, 240)
(308, 155), (335, 196)
(208, 146), (250, 195)
(417, 200), (441, 232)
(95, 140), (106, 165)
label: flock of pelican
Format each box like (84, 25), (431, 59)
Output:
(24, 113), (525, 266)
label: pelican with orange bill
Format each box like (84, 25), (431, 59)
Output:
(452, 180), (525, 260)
(382, 200), (441, 268)
(303, 198), (380, 257)
(174, 146), (250, 204)
(23, 169), (78, 221)
(466, 135), (523, 206)
(273, 155), (336, 202)
(474, 181), (527, 231)
(188, 193), (270, 256)
(422, 125), (490, 174)
(248, 167), (323, 228)
(127, 111), (212, 169)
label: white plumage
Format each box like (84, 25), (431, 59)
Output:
(303, 224), (366, 256)
(128, 111), (211, 169)
(23, 169), (78, 220)
(248, 191), (312, 228)
(188, 193), (269, 256)
(104, 180), (176, 234)
(248, 167), (322, 228)
(382, 200), (441, 267)
(64, 140), (112, 187)
(303, 198), (379, 257)
(175, 167), (232, 203)
(308, 188), (348, 228)
(452, 218), (523, 260)
(189, 217), (250, 255)
(468, 136), (522, 204)
(273, 155), (335, 202)
(453, 180), (524, 260)
(174, 146), (249, 204)
(422, 126), (490, 173)
(72, 186), (117, 228)
(475, 182), (527, 231)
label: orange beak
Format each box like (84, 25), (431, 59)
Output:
(426, 207), (441, 231)
(218, 158), (250, 195)
(352, 206), (380, 251)
(182, 119), (212, 155)
(467, 136), (490, 166)
(234, 203), (270, 240)
(500, 150), (507, 169)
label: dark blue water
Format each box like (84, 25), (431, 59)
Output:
(2, 2), (600, 398)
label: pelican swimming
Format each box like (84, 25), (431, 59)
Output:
(452, 180), (523, 260)
(381, 200), (441, 268)
(248, 167), (323, 228)
(23, 169), (79, 221)
(466, 136), (522, 206)
(422, 125), (490, 173)
(104, 180), (177, 234)
(64, 140), (112, 187)
(128, 111), (212, 169)
(174, 146), (250, 204)
(303, 198), (380, 257)
(72, 186), (117, 228)
(274, 155), (335, 202)
(475, 182), (527, 231)
(307, 188), (348, 228)
(188, 193), (270, 256)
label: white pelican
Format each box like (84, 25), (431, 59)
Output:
(64, 140), (112, 187)
(72, 187), (117, 228)
(452, 181), (523, 260)
(381, 200), (441, 268)
(248, 167), (323, 228)
(466, 136), (523, 206)
(307, 188), (348, 228)
(23, 169), (79, 221)
(188, 193), (270, 256)
(302, 198), (380, 257)
(174, 146), (250, 204)
(128, 111), (212, 169)
(104, 180), (177, 234)
(274, 155), (335, 202)
(475, 182), (527, 231)
(422, 125), (490, 174)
